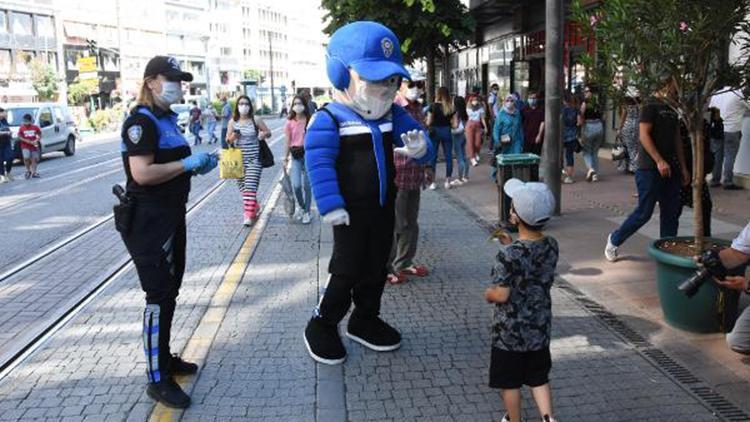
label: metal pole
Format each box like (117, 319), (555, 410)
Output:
(268, 30), (275, 113)
(202, 37), (211, 102)
(542, 0), (563, 214)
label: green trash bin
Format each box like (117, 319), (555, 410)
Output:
(495, 153), (540, 227)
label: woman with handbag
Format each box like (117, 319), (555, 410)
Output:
(284, 94), (312, 224)
(227, 95), (273, 226)
(579, 87), (604, 182)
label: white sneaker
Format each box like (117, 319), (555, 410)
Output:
(591, 173), (599, 182)
(586, 169), (595, 182)
(301, 212), (311, 225)
(243, 218), (255, 227)
(563, 176), (574, 184)
(428, 182), (437, 190)
(0, 175), (6, 183)
(293, 209), (303, 221)
(444, 179), (452, 189)
(461, 177), (469, 184)
(450, 179), (462, 186)
(605, 234), (618, 262)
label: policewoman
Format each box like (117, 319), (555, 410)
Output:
(118, 56), (217, 408)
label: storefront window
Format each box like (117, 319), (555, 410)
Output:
(11, 12), (32, 36)
(15, 51), (34, 75)
(0, 49), (10, 75)
(0, 11), (7, 34)
(36, 15), (54, 38)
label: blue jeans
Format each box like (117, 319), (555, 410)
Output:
(190, 122), (202, 144)
(221, 127), (228, 149)
(563, 141), (577, 167)
(291, 157), (312, 213)
(205, 121), (218, 143)
(452, 131), (469, 179)
(610, 169), (682, 246)
(711, 131), (741, 185)
(430, 126), (453, 178)
(582, 120), (604, 173)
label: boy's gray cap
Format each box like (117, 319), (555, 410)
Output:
(503, 178), (555, 226)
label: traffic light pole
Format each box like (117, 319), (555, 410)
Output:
(542, 0), (563, 214)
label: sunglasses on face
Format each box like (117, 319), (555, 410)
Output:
(238, 102), (251, 106)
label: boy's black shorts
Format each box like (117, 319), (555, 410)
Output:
(489, 347), (551, 389)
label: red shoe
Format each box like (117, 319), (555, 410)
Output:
(398, 265), (429, 278)
(386, 273), (407, 285)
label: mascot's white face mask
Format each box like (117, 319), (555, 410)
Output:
(337, 69), (400, 120)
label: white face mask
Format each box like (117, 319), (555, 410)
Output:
(154, 81), (183, 106)
(339, 71), (399, 119)
(238, 105), (250, 115)
(293, 105), (305, 114)
(406, 88), (419, 102)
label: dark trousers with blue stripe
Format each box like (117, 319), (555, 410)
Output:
(121, 203), (186, 383)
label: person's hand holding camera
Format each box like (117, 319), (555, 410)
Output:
(716, 275), (750, 292)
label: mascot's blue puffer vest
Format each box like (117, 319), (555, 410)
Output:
(304, 102), (434, 216)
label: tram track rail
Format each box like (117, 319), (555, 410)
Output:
(0, 122), (286, 382)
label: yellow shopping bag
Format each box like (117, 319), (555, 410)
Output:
(219, 147), (244, 179)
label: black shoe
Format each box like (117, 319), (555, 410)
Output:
(724, 183), (743, 190)
(346, 313), (401, 352)
(304, 318), (346, 365)
(167, 355), (198, 376)
(146, 378), (191, 409)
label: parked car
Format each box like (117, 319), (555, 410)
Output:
(170, 103), (191, 134)
(2, 103), (79, 159)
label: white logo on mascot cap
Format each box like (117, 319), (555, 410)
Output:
(381, 38), (394, 58)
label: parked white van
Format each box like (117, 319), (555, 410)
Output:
(2, 103), (79, 158)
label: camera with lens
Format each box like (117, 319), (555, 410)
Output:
(678, 248), (728, 298)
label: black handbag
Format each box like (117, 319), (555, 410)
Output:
(290, 146), (305, 160)
(251, 118), (275, 168)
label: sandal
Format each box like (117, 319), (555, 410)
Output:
(398, 265), (429, 278)
(386, 273), (407, 285)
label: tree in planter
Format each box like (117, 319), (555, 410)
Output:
(320, 0), (474, 102)
(67, 79), (98, 106)
(30, 60), (59, 101)
(572, 0), (750, 251)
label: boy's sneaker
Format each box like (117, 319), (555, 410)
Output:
(304, 318), (346, 365)
(346, 312), (401, 352)
(605, 234), (619, 262)
(167, 354), (198, 376)
(591, 172), (599, 182)
(585, 169), (595, 182)
(301, 212), (312, 225)
(563, 176), (574, 184)
(428, 182), (437, 190)
(146, 378), (191, 409)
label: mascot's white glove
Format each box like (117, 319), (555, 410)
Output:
(395, 130), (428, 159)
(322, 208), (350, 226)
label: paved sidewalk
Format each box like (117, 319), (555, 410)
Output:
(176, 184), (722, 420)
(442, 150), (750, 417)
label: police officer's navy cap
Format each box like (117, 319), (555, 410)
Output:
(144, 56), (193, 82)
(327, 21), (411, 82)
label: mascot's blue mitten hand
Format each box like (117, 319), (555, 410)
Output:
(194, 153), (219, 175)
(182, 152), (211, 174)
(322, 208), (350, 226)
(395, 130), (428, 159)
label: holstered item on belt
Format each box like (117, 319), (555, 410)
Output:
(112, 184), (134, 234)
(290, 146), (305, 160)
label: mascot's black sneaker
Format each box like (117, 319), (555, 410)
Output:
(304, 318), (346, 365)
(167, 354), (198, 376)
(346, 313), (401, 352)
(146, 378), (191, 409)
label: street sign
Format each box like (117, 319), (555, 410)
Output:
(77, 57), (97, 73)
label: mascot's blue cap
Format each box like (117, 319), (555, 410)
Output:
(327, 21), (411, 82)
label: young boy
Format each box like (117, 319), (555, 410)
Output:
(484, 178), (559, 422)
(18, 113), (42, 179)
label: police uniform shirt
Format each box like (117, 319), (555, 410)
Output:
(121, 105), (191, 204)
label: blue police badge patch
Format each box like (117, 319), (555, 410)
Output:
(381, 38), (394, 58)
(127, 125), (143, 144)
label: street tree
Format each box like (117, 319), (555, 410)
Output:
(30, 60), (58, 101)
(320, 0), (474, 102)
(572, 0), (750, 250)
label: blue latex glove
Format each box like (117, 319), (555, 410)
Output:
(194, 153), (219, 175)
(181, 152), (211, 173)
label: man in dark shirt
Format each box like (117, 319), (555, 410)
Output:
(522, 92), (545, 155)
(605, 85), (690, 262)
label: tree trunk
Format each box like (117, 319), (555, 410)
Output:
(691, 123), (705, 252)
(426, 49), (435, 104)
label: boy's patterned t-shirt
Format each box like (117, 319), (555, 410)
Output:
(491, 236), (559, 352)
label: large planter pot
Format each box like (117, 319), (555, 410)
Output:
(648, 237), (731, 333)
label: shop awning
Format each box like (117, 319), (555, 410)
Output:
(469, 0), (518, 27)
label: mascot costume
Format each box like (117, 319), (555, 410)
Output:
(303, 21), (435, 365)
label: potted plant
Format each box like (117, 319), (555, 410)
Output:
(572, 0), (750, 332)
